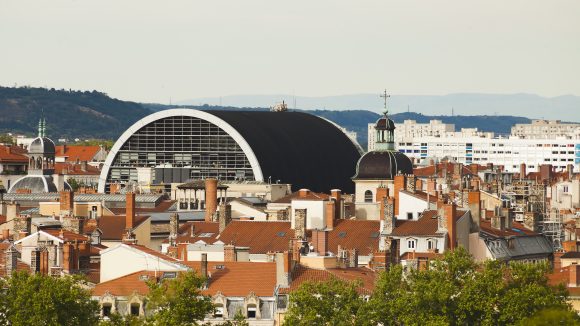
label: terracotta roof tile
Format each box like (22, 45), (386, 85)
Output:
(108, 200), (176, 215)
(0, 145), (28, 162)
(92, 270), (154, 297)
(391, 210), (440, 237)
(124, 243), (179, 262)
(184, 261), (277, 297)
(55, 145), (102, 162)
(273, 191), (330, 204)
(279, 265), (376, 295)
(327, 220), (380, 256)
(98, 215), (149, 240)
(43, 229), (89, 242)
(413, 163), (475, 178)
(479, 219), (538, 237)
(162, 221), (219, 244)
(54, 162), (101, 175)
(217, 221), (294, 254)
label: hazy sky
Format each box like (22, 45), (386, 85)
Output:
(1, 0), (579, 104)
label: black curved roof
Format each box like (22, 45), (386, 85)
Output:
(375, 116), (395, 130)
(207, 111), (361, 193)
(353, 151), (413, 180)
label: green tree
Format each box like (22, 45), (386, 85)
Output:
(361, 247), (573, 326)
(283, 277), (365, 326)
(0, 271), (99, 326)
(146, 271), (214, 326)
(517, 307), (580, 326)
(0, 133), (14, 145)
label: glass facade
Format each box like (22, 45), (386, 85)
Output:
(105, 116), (255, 190)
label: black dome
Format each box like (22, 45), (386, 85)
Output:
(353, 151), (413, 180)
(375, 116), (395, 130)
(29, 137), (55, 154)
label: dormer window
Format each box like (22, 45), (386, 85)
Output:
(407, 238), (416, 249)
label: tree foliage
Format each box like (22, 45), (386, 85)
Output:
(145, 271), (214, 326)
(284, 248), (574, 326)
(283, 277), (365, 325)
(0, 271), (99, 326)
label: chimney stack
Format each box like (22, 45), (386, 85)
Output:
(570, 264), (580, 287)
(325, 200), (336, 230)
(59, 190), (74, 216)
(169, 213), (179, 246)
(218, 203), (232, 234)
(5, 244), (17, 276)
(224, 245), (236, 262)
(294, 209), (307, 239)
(298, 189), (310, 198)
(393, 174), (406, 216)
(468, 190), (481, 228)
(427, 178), (437, 196)
(406, 175), (416, 193)
(204, 178), (218, 222)
(275, 252), (292, 288)
(126, 192), (136, 230)
(376, 187), (389, 218)
(520, 163), (527, 179)
(201, 253), (208, 280)
(444, 203), (457, 250)
(383, 197), (395, 234)
(330, 189), (342, 220)
(312, 230), (328, 256)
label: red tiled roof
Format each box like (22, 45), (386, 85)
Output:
(184, 261), (277, 297)
(55, 145), (101, 162)
(399, 190), (438, 203)
(98, 215), (149, 240)
(109, 200), (176, 215)
(162, 221), (219, 244)
(327, 220), (380, 256)
(413, 162), (475, 178)
(54, 162), (101, 175)
(479, 219), (538, 237)
(43, 229), (89, 242)
(273, 191), (330, 204)
(391, 210), (440, 237)
(279, 265), (376, 295)
(94, 261), (277, 297)
(0, 145), (28, 162)
(92, 270), (154, 297)
(217, 221), (295, 254)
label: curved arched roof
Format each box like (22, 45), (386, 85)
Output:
(98, 109), (361, 193)
(209, 111), (362, 192)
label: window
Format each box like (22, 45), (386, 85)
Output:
(364, 190), (373, 203)
(214, 305), (224, 318)
(247, 304), (257, 319)
(407, 239), (416, 249)
(407, 212), (413, 220)
(130, 303), (140, 316)
(428, 239), (437, 250)
(102, 304), (112, 317)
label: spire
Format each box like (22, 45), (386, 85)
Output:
(37, 118), (42, 138)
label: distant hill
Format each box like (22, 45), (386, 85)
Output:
(178, 93), (580, 121)
(0, 87), (534, 148)
(0, 86), (151, 139)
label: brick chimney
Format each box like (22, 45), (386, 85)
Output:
(427, 178), (437, 196)
(540, 164), (553, 181)
(204, 178), (218, 222)
(469, 163), (479, 175)
(294, 209), (307, 239)
(169, 213), (179, 246)
(444, 203), (457, 250)
(325, 200), (336, 229)
(275, 251), (292, 288)
(59, 190), (74, 216)
(126, 192), (136, 230)
(468, 190), (481, 228)
(570, 264), (580, 287)
(224, 244), (236, 262)
(218, 203), (232, 234)
(109, 183), (120, 194)
(376, 187), (389, 218)
(393, 174), (406, 216)
(312, 230), (328, 256)
(330, 189), (342, 220)
(383, 197), (395, 234)
(520, 163), (527, 179)
(201, 253), (208, 281)
(568, 164), (574, 180)
(5, 244), (17, 276)
(406, 175), (416, 193)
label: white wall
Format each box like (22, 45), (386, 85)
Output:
(291, 200), (325, 229)
(100, 244), (187, 282)
(398, 192), (429, 220)
(230, 201), (268, 221)
(397, 235), (445, 256)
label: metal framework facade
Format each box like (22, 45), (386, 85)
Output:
(104, 116), (255, 191)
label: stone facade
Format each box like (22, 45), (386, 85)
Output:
(294, 209), (306, 239)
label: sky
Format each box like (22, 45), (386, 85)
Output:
(0, 0), (579, 105)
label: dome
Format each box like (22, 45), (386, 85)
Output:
(375, 115), (395, 130)
(29, 137), (56, 154)
(7, 175), (70, 193)
(353, 151), (413, 180)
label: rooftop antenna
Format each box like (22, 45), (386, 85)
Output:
(380, 89), (390, 115)
(451, 107), (454, 117)
(407, 105), (410, 113)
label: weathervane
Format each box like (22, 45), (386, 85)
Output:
(380, 89), (390, 116)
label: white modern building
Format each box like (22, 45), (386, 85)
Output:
(397, 136), (580, 173)
(511, 120), (580, 139)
